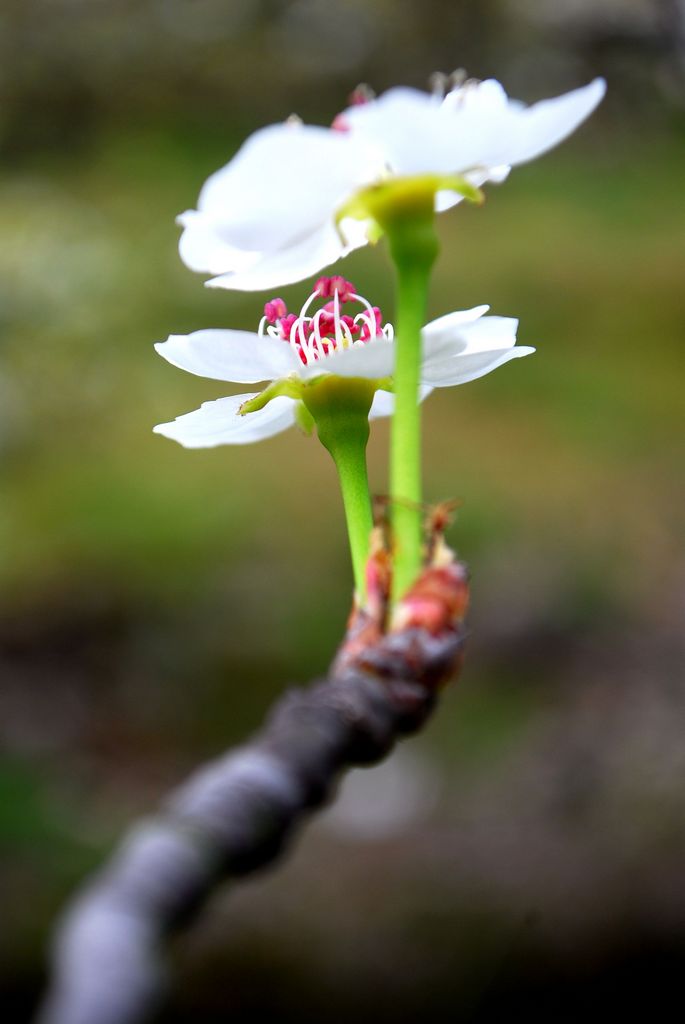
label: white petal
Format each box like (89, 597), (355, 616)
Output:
(504, 78), (607, 166)
(442, 78), (521, 117)
(346, 86), (520, 176)
(422, 345), (535, 387)
(194, 123), (380, 255)
(369, 385), (433, 420)
(432, 313), (518, 358)
(347, 78), (605, 180)
(155, 330), (299, 384)
(442, 77), (606, 170)
(434, 190), (464, 214)
(424, 305), (491, 329)
(345, 88), (471, 176)
(177, 211), (260, 276)
(304, 337), (395, 381)
(450, 315), (520, 354)
(435, 165), (509, 212)
(153, 394), (297, 448)
(484, 165), (512, 184)
(422, 313), (520, 378)
(206, 221), (356, 293)
(422, 306), (491, 361)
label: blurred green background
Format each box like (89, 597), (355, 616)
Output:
(1, 1), (684, 1021)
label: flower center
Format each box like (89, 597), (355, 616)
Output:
(258, 276), (393, 366)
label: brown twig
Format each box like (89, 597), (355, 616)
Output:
(37, 552), (469, 1024)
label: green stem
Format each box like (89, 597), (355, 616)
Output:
(303, 378), (375, 601)
(335, 175), (479, 602)
(384, 206), (439, 601)
(327, 429), (373, 601)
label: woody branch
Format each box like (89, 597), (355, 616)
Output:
(37, 554), (468, 1024)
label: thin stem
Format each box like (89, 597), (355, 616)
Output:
(335, 175), (480, 601)
(327, 428), (374, 600)
(303, 378), (375, 601)
(384, 211), (439, 602)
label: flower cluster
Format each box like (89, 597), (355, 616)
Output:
(154, 70), (605, 596)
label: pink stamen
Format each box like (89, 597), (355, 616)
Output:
(332, 85), (374, 130)
(259, 282), (391, 367)
(349, 84), (375, 106)
(341, 314), (359, 334)
(315, 276), (356, 303)
(277, 313), (298, 340)
(264, 298), (287, 323)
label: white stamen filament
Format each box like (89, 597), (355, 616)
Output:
(429, 71), (449, 98)
(298, 285), (327, 358)
(340, 318), (356, 348)
(333, 289), (343, 352)
(353, 310), (376, 339)
(349, 292), (374, 321)
(310, 312), (326, 357)
(296, 314), (307, 352)
(299, 286), (323, 321)
(312, 309), (330, 355)
(290, 336), (303, 361)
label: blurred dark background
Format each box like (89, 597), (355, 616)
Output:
(1, 1), (684, 1021)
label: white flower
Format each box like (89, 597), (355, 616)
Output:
(178, 76), (605, 292)
(153, 276), (534, 448)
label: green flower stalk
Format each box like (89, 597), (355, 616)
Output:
(301, 376), (376, 599)
(340, 175), (479, 600)
(376, 190), (439, 598)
